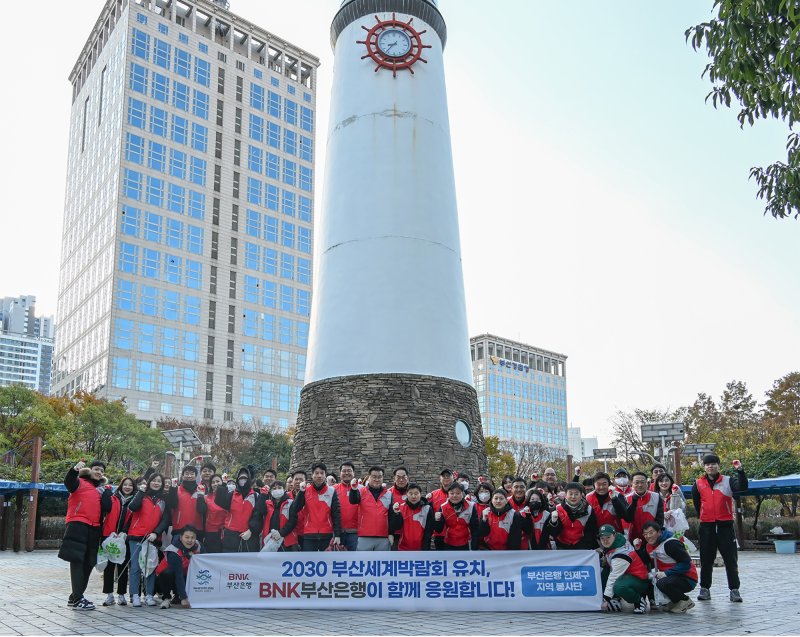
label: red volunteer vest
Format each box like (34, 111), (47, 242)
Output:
(173, 485), (203, 531)
(440, 501), (474, 546)
(302, 485), (336, 535)
(356, 486), (393, 537)
(625, 491), (661, 542)
(587, 491), (624, 532)
(154, 543), (200, 576)
(397, 502), (431, 551)
(485, 508), (517, 551)
(128, 496), (166, 537)
(607, 540), (649, 580)
(429, 488), (449, 537)
(263, 498), (298, 548)
(334, 483), (359, 531)
(389, 486), (408, 505)
(224, 490), (257, 533)
(204, 492), (227, 533)
(530, 510), (550, 546)
(102, 493), (133, 536)
(508, 498), (531, 550)
(66, 478), (103, 527)
(555, 505), (591, 546)
(647, 536), (698, 581)
(696, 474), (734, 522)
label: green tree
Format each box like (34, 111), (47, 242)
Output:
(686, 1), (800, 219)
(685, 392), (721, 443)
(236, 426), (293, 477)
(484, 436), (515, 485)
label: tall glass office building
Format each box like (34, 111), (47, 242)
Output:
(53, 0), (319, 428)
(470, 333), (568, 452)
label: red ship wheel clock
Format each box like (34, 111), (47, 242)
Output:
(357, 13), (432, 77)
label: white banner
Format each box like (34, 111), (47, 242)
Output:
(187, 550), (602, 611)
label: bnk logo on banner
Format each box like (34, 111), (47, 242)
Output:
(187, 551), (602, 611)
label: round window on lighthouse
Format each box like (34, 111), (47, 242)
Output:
(455, 420), (472, 448)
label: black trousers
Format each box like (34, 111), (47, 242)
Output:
(657, 575), (696, 603)
(302, 535), (332, 552)
(222, 528), (258, 553)
(433, 537), (445, 551)
(102, 556), (130, 594)
(204, 530), (223, 553)
(69, 526), (101, 602)
(699, 521), (740, 589)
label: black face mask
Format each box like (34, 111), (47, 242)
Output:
(529, 501), (542, 512)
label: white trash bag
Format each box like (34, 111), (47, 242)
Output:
(138, 541), (159, 577)
(261, 534), (284, 552)
(102, 533), (127, 564)
(95, 545), (109, 572)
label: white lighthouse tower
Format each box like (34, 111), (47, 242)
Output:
(292, 0), (486, 483)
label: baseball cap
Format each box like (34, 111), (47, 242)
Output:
(598, 524), (616, 537)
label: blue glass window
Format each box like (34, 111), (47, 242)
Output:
(299, 166), (312, 192)
(279, 318), (292, 345)
(266, 184), (279, 211)
(166, 218), (183, 248)
(127, 97), (146, 129)
(169, 149), (187, 179)
(171, 114), (188, 145)
(125, 133), (145, 165)
(144, 212), (162, 244)
(168, 184), (185, 214)
(142, 248), (161, 278)
(249, 114), (264, 142)
(254, 68), (263, 80)
(163, 291), (180, 321)
(245, 209), (261, 238)
(297, 290), (310, 316)
(296, 321), (309, 347)
(185, 260), (202, 289)
(261, 380), (274, 408)
(179, 33), (188, 44)
(148, 141), (166, 172)
(118, 280), (136, 310)
(281, 221), (295, 248)
(154, 39), (171, 69)
(158, 23), (168, 35)
(194, 58), (211, 87)
(299, 196), (312, 222)
(140, 286), (158, 317)
(264, 248), (278, 276)
(262, 315), (275, 342)
(123, 169), (142, 200)
(165, 254), (182, 285)
(121, 205), (140, 236)
(152, 72), (169, 102)
(131, 29), (150, 60)
(189, 156), (206, 186)
(300, 136), (313, 162)
(284, 129), (297, 155)
(112, 357), (133, 389)
(281, 253), (294, 280)
(268, 91), (281, 118)
(244, 275), (259, 303)
(265, 216), (278, 243)
(284, 99), (297, 125)
(250, 83), (265, 110)
(119, 242), (138, 273)
(281, 190), (295, 217)
(267, 122), (280, 148)
(184, 296), (201, 325)
(183, 332), (199, 361)
(175, 48), (191, 78)
(266, 153), (279, 179)
(187, 225), (203, 254)
(191, 123), (208, 152)
(136, 13), (148, 25)
(146, 176), (164, 207)
(139, 324), (155, 353)
(129, 62), (148, 94)
(298, 227), (311, 253)
(297, 257), (311, 284)
(287, 84), (295, 95)
(304, 92), (312, 103)
(149, 106), (168, 137)
(262, 281), (277, 308)
(160, 364), (176, 394)
(137, 360), (154, 392)
(242, 311), (257, 337)
(247, 177), (262, 205)
(199, 42), (208, 54)
(187, 190), (203, 217)
(181, 368), (197, 398)
(173, 81), (190, 111)
(248, 145), (263, 173)
(280, 285), (293, 312)
(283, 160), (296, 185)
(245, 242), (259, 270)
(300, 106), (314, 132)
(270, 77), (279, 88)
(192, 90), (209, 119)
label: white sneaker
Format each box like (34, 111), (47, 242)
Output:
(160, 599), (171, 609)
(117, 594), (127, 606)
(131, 594), (141, 607)
(144, 595), (157, 607)
(102, 593), (115, 606)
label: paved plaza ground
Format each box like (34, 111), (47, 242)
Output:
(0, 550), (797, 636)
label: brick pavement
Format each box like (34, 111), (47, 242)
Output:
(0, 550), (797, 635)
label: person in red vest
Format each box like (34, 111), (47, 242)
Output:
(199, 462), (216, 493)
(474, 482), (494, 516)
(127, 472), (169, 607)
(60, 460), (112, 611)
(623, 472), (664, 546)
(203, 474), (226, 553)
(613, 468), (634, 497)
(649, 464), (667, 491)
(389, 483), (434, 550)
(101, 476), (135, 607)
(506, 477), (532, 549)
(213, 466), (260, 552)
(389, 466), (410, 504)
(427, 468), (456, 550)
(433, 482), (479, 550)
(479, 490), (524, 550)
(290, 469), (308, 546)
(155, 525), (203, 608)
(691, 454), (747, 603)
(524, 489), (552, 549)
(252, 480), (299, 551)
(598, 524), (650, 613)
(166, 465), (206, 540)
(587, 472), (628, 534)
(349, 466), (394, 550)
(334, 462), (359, 551)
(293, 462), (342, 551)
(643, 520), (698, 613)
(548, 482), (597, 549)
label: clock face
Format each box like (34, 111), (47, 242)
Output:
(377, 28), (412, 58)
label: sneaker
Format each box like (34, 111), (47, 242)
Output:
(634, 596), (649, 614)
(697, 587), (711, 601)
(131, 594), (141, 607)
(159, 599), (171, 609)
(72, 598), (96, 611)
(67, 598), (78, 608)
(102, 593), (115, 606)
(144, 595), (157, 607)
(670, 598), (695, 613)
(117, 594), (127, 606)
(171, 595), (181, 605)
(730, 589), (743, 602)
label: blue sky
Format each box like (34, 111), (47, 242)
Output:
(0, 1), (796, 445)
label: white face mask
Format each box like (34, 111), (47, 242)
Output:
(238, 478), (248, 487)
(478, 491), (490, 503)
(271, 489), (285, 499)
(615, 477), (629, 487)
(460, 481), (469, 491)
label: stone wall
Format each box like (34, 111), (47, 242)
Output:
(292, 373), (487, 490)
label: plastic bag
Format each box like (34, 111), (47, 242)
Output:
(665, 509), (689, 534)
(95, 545), (108, 572)
(261, 535), (284, 552)
(138, 541), (159, 577)
(102, 533), (127, 564)
(325, 538), (347, 552)
(653, 581), (670, 607)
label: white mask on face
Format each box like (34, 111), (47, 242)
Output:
(271, 489), (285, 499)
(615, 477), (628, 487)
(460, 481), (469, 491)
(238, 478), (248, 487)
(478, 491), (490, 503)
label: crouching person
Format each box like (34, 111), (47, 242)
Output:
(598, 524), (650, 614)
(156, 526), (203, 608)
(643, 521), (698, 613)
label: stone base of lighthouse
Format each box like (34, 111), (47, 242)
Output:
(291, 374), (487, 490)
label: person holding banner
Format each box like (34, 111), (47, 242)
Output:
(348, 466), (393, 551)
(642, 520), (698, 613)
(548, 482), (598, 550)
(101, 476), (135, 606)
(293, 462), (342, 551)
(213, 467), (260, 553)
(587, 472), (628, 534)
(433, 482), (479, 550)
(127, 472), (169, 607)
(252, 480), (299, 551)
(155, 525), (203, 609)
(479, 490), (524, 550)
(203, 475), (227, 553)
(427, 469), (455, 550)
(524, 489), (551, 549)
(598, 524), (650, 613)
(389, 483), (434, 551)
